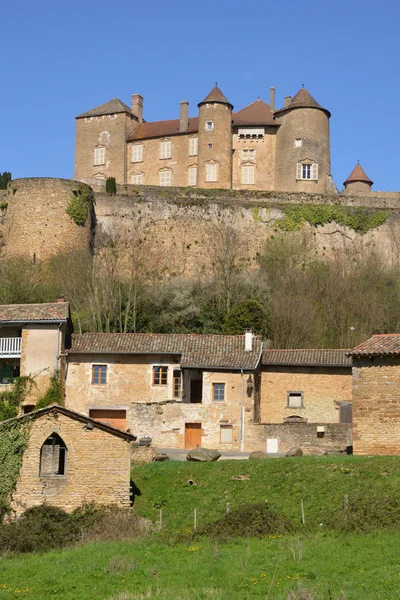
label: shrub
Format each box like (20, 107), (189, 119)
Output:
(327, 493), (400, 532)
(106, 177), (117, 195)
(35, 372), (62, 409)
(199, 502), (295, 539)
(65, 186), (93, 226)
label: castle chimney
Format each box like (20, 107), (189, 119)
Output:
(245, 330), (253, 353)
(131, 94), (143, 124)
(180, 101), (189, 132)
(270, 87), (275, 111)
(284, 96), (292, 107)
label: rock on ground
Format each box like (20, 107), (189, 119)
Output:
(187, 448), (221, 462)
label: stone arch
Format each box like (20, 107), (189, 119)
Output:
(39, 433), (67, 476)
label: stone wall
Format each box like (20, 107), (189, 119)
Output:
(11, 411), (132, 515)
(260, 366), (352, 423)
(352, 357), (400, 455)
(254, 422), (351, 454)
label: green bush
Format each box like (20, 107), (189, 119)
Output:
(223, 298), (269, 335)
(65, 186), (93, 226)
(106, 177), (117, 195)
(35, 372), (62, 410)
(327, 493), (400, 532)
(0, 172), (11, 190)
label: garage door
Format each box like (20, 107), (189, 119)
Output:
(89, 409), (127, 430)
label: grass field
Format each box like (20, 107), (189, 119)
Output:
(2, 456), (400, 599)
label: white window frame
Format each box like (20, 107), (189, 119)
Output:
(159, 170), (172, 186)
(205, 121), (214, 131)
(93, 147), (105, 166)
(189, 137), (198, 156)
(287, 391), (304, 409)
(296, 162), (318, 181)
(131, 173), (143, 185)
(188, 167), (197, 186)
(160, 140), (172, 159)
(241, 149), (256, 162)
(132, 145), (143, 163)
(206, 163), (218, 182)
(241, 165), (255, 185)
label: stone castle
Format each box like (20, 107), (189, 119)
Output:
(74, 84), (374, 194)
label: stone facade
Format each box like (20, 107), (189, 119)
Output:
(255, 422), (351, 455)
(260, 366), (352, 424)
(10, 407), (133, 515)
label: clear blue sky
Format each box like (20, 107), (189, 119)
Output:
(1, 0), (398, 191)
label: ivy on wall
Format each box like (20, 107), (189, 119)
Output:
(0, 377), (34, 422)
(274, 205), (390, 234)
(65, 185), (94, 226)
(35, 372), (62, 410)
(0, 419), (31, 519)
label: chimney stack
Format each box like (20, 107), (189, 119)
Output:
(270, 87), (275, 111)
(284, 96), (292, 107)
(180, 101), (189, 132)
(245, 330), (253, 353)
(131, 94), (143, 123)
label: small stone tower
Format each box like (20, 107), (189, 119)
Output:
(343, 162), (373, 193)
(274, 87), (331, 193)
(197, 85), (233, 189)
(74, 98), (139, 185)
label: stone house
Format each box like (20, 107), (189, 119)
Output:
(0, 300), (72, 410)
(351, 334), (400, 455)
(65, 331), (262, 451)
(5, 404), (135, 515)
(75, 84), (343, 194)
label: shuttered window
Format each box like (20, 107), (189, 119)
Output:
(206, 163), (217, 182)
(188, 167), (197, 186)
(297, 162), (318, 180)
(94, 147), (105, 166)
(189, 138), (198, 156)
(241, 149), (256, 161)
(287, 392), (303, 408)
(160, 141), (172, 159)
(131, 173), (143, 184)
(241, 165), (255, 184)
(132, 145), (143, 162)
(159, 170), (172, 186)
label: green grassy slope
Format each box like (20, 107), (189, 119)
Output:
(131, 456), (400, 532)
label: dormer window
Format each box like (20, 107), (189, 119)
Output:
(205, 121), (214, 131)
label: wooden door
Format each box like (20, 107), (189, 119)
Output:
(185, 423), (202, 449)
(89, 409), (127, 430)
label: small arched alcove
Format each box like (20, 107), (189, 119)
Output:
(40, 433), (67, 477)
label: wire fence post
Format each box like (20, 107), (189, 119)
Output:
(226, 502), (230, 515)
(159, 509), (163, 531)
(194, 507), (197, 532)
(301, 500), (306, 527)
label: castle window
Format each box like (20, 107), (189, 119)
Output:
(188, 167), (197, 186)
(241, 149), (256, 162)
(296, 162), (318, 181)
(189, 138), (198, 156)
(132, 145), (143, 162)
(208, 143), (213, 149)
(92, 364), (107, 385)
(287, 391), (303, 409)
(40, 433), (67, 477)
(160, 140), (172, 159)
(206, 163), (218, 182)
(295, 138), (302, 147)
(159, 170), (172, 186)
(241, 165), (255, 185)
(94, 147), (105, 166)
(205, 121), (214, 131)
(131, 173), (143, 185)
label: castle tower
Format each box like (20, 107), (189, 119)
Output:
(343, 162), (373, 193)
(74, 98), (138, 185)
(273, 87), (331, 193)
(197, 85), (233, 189)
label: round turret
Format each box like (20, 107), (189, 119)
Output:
(197, 85), (233, 189)
(343, 162), (373, 193)
(274, 87), (331, 193)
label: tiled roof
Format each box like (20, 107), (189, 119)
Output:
(232, 99), (279, 127)
(350, 334), (400, 357)
(343, 163), (373, 186)
(0, 302), (70, 323)
(199, 86), (233, 108)
(77, 98), (132, 118)
(129, 117), (199, 141)
(0, 404), (136, 441)
(70, 333), (262, 370)
(262, 349), (351, 367)
(274, 87), (331, 118)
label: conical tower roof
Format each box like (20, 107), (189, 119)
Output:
(343, 162), (373, 186)
(274, 87), (330, 118)
(198, 85), (233, 109)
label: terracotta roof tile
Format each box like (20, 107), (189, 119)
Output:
(343, 163), (373, 186)
(232, 99), (278, 127)
(129, 117), (199, 141)
(199, 86), (233, 108)
(77, 98), (132, 119)
(70, 333), (262, 370)
(0, 302), (70, 322)
(350, 334), (400, 357)
(262, 349), (351, 367)
(274, 87), (330, 118)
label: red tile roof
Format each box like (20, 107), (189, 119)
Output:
(232, 99), (278, 127)
(199, 86), (233, 108)
(350, 334), (400, 357)
(274, 87), (331, 118)
(0, 302), (70, 322)
(262, 349), (351, 367)
(77, 98), (132, 119)
(70, 333), (262, 370)
(343, 163), (373, 186)
(129, 117), (199, 141)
